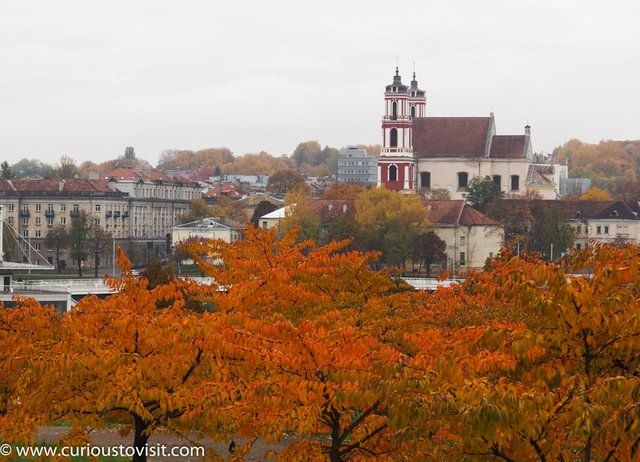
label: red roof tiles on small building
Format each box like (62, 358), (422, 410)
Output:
(309, 200), (355, 222)
(424, 200), (500, 226)
(203, 183), (244, 200)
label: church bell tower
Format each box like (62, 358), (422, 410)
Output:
(378, 67), (426, 192)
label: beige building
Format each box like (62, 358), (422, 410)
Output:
(377, 68), (567, 199)
(424, 200), (504, 275)
(0, 170), (199, 268)
(171, 217), (243, 247)
(532, 200), (640, 250)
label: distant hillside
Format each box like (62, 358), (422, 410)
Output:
(553, 139), (640, 198)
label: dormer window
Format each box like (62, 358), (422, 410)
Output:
(392, 86), (397, 92)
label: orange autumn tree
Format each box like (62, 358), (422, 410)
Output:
(186, 225), (425, 461)
(389, 246), (640, 461)
(0, 299), (63, 443)
(5, 251), (256, 462)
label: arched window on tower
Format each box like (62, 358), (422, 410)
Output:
(410, 105), (416, 118)
(388, 165), (398, 182)
(390, 128), (398, 148)
(391, 101), (397, 120)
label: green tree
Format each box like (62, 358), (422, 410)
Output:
(531, 203), (574, 259)
(44, 225), (69, 273)
(463, 175), (502, 212)
(87, 223), (112, 278)
(412, 231), (446, 277)
(355, 188), (429, 268)
(68, 210), (91, 277)
(0, 161), (13, 179)
(11, 158), (54, 178)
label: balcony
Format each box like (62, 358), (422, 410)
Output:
(113, 211), (121, 218)
(122, 212), (129, 219)
(19, 210), (30, 218)
(70, 210), (80, 218)
(105, 211), (113, 218)
(45, 210), (55, 218)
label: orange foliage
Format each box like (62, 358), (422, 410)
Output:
(3, 232), (640, 461)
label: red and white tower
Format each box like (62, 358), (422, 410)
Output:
(378, 67), (426, 192)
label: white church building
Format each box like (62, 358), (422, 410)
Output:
(377, 68), (566, 199)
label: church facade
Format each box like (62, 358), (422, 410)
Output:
(377, 68), (565, 199)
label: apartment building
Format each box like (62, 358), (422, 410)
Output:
(0, 170), (199, 267)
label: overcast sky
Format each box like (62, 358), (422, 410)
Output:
(2, 0), (639, 167)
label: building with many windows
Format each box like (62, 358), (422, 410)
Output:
(377, 67), (566, 199)
(336, 147), (378, 186)
(0, 170), (199, 268)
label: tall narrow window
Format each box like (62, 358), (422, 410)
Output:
(388, 165), (398, 182)
(458, 172), (469, 189)
(411, 105), (416, 118)
(390, 128), (398, 148)
(492, 175), (501, 189)
(420, 172), (431, 189)
(511, 175), (520, 191)
(391, 101), (397, 120)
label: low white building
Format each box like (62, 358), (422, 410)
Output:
(548, 200), (640, 249)
(171, 217), (243, 247)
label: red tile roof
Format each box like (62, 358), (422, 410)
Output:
(203, 183), (244, 200)
(104, 168), (142, 181)
(145, 171), (173, 182)
(425, 200), (500, 226)
(103, 167), (198, 186)
(529, 200), (639, 221)
(309, 200), (355, 222)
(1, 178), (118, 194)
(413, 117), (492, 158)
(490, 135), (527, 159)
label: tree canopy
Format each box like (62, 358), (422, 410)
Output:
(463, 175), (502, 211)
(4, 232), (640, 461)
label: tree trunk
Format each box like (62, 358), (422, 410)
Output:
(329, 421), (341, 462)
(94, 253), (100, 278)
(77, 259), (83, 278)
(132, 414), (150, 462)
